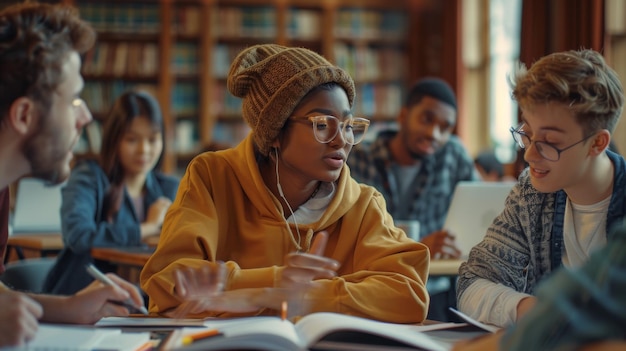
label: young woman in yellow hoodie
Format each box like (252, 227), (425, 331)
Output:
(140, 44), (430, 323)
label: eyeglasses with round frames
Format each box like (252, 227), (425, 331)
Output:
(509, 124), (596, 162)
(289, 115), (370, 145)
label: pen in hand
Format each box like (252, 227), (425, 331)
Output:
(85, 264), (148, 315)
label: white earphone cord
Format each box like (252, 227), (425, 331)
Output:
(275, 148), (303, 251)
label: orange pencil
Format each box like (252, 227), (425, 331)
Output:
(134, 341), (154, 351)
(281, 300), (288, 321)
(181, 328), (221, 346)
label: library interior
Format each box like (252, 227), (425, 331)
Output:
(1, 0), (626, 350)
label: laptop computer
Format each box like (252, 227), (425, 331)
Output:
(443, 181), (515, 258)
(10, 178), (64, 235)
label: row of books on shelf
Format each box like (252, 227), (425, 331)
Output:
(334, 43), (407, 82)
(175, 120), (250, 153)
(174, 6), (202, 37)
(217, 7), (321, 40)
(210, 82), (403, 121)
(81, 82), (158, 115)
(217, 6), (276, 39)
(211, 43), (407, 82)
(356, 83), (403, 119)
(81, 40), (412, 84)
(77, 3), (160, 34)
(212, 44), (248, 79)
(286, 9), (322, 40)
(78, 3), (219, 37)
(171, 83), (200, 116)
(82, 42), (159, 78)
(214, 6), (406, 41)
(81, 79), (400, 122)
(82, 40), (234, 79)
(77, 3), (406, 40)
(335, 9), (407, 40)
(211, 122), (251, 150)
(173, 43), (199, 76)
(210, 84), (244, 118)
(82, 80), (204, 118)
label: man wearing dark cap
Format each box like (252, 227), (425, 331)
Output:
(348, 77), (479, 322)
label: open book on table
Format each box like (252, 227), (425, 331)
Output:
(166, 312), (490, 351)
(21, 324), (150, 351)
(96, 316), (207, 328)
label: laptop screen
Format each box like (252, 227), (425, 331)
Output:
(443, 181), (515, 258)
(11, 178), (64, 235)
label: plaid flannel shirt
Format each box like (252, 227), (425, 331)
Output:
(347, 130), (479, 238)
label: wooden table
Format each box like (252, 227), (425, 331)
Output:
(90, 235), (158, 267)
(4, 233), (64, 264)
(429, 259), (464, 276)
(91, 246), (154, 267)
(91, 244), (157, 284)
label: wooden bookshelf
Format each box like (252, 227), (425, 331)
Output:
(59, 0), (459, 175)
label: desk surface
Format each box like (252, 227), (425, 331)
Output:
(91, 235), (158, 267)
(5, 233), (64, 263)
(7, 234), (159, 251)
(6, 234), (462, 276)
(429, 259), (464, 276)
(90, 248), (464, 275)
(7, 233), (64, 250)
(91, 247), (154, 267)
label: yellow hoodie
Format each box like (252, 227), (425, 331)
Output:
(140, 135), (429, 323)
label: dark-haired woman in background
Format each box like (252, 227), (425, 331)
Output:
(44, 90), (179, 295)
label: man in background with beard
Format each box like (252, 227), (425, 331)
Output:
(348, 77), (478, 321)
(0, 2), (144, 347)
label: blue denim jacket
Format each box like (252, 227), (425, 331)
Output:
(43, 160), (179, 295)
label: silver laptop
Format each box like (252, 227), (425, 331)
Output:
(10, 178), (64, 235)
(443, 181), (515, 258)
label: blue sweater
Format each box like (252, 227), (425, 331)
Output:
(43, 160), (179, 295)
(457, 150), (626, 322)
(502, 217), (626, 349)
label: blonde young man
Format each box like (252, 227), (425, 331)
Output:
(0, 2), (144, 347)
(457, 49), (626, 328)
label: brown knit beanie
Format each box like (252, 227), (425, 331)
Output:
(227, 44), (355, 156)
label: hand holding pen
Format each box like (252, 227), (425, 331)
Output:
(86, 264), (148, 315)
(46, 265), (147, 325)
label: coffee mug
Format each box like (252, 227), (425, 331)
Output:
(395, 220), (421, 241)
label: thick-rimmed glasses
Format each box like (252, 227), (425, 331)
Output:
(509, 124), (596, 161)
(289, 115), (370, 145)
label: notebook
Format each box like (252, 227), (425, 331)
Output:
(443, 181), (515, 258)
(26, 324), (150, 351)
(10, 177), (64, 235)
